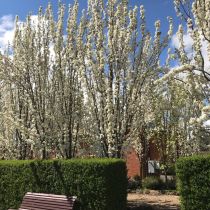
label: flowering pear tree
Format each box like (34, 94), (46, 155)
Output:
(149, 79), (204, 176)
(0, 0), (208, 162)
(137, 2), (210, 177)
(0, 0), (171, 159)
(170, 0), (210, 123)
(76, 0), (174, 158)
(0, 3), (84, 159)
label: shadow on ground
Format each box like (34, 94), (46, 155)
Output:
(127, 201), (180, 210)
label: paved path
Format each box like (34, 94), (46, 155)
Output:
(127, 192), (180, 210)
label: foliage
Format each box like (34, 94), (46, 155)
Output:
(150, 0), (210, 168)
(165, 178), (176, 191)
(142, 176), (164, 190)
(142, 175), (176, 191)
(0, 2), (84, 159)
(164, 164), (176, 176)
(0, 158), (127, 210)
(0, 0), (173, 159)
(170, 0), (210, 135)
(127, 175), (141, 190)
(0, 0), (208, 163)
(176, 155), (210, 210)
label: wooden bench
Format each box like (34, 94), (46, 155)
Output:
(9, 192), (77, 210)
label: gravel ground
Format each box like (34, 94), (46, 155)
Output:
(127, 191), (180, 210)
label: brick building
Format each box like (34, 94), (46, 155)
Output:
(124, 141), (160, 178)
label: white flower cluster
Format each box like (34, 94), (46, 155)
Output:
(155, 64), (195, 84)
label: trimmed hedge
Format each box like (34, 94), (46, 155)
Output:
(176, 155), (210, 210)
(0, 158), (127, 210)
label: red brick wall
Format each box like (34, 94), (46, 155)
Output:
(124, 148), (140, 178)
(124, 141), (160, 178)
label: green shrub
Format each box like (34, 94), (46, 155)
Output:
(159, 175), (176, 190)
(166, 164), (176, 176)
(127, 175), (141, 190)
(165, 178), (176, 190)
(0, 159), (127, 210)
(142, 176), (164, 190)
(176, 155), (210, 210)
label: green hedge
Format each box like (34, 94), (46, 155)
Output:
(176, 155), (210, 210)
(0, 158), (127, 210)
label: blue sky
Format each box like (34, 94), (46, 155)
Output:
(0, 0), (180, 31)
(0, 0), (182, 60)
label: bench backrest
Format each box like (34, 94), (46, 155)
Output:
(20, 192), (77, 210)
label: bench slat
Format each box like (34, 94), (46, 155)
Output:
(21, 197), (75, 205)
(25, 193), (76, 200)
(21, 201), (74, 208)
(18, 192), (77, 210)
